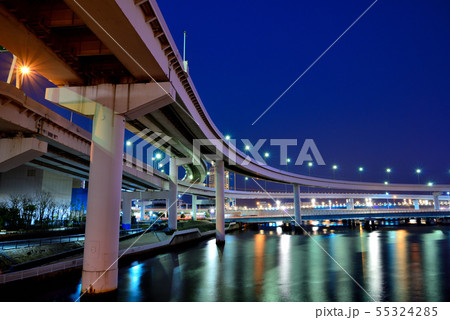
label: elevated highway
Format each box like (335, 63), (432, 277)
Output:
(1, 0), (449, 294)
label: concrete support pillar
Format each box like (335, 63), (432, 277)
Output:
(140, 200), (145, 221)
(293, 184), (302, 225)
(414, 199), (420, 210)
(122, 197), (132, 229)
(346, 199), (355, 210)
(81, 105), (125, 294)
(192, 194), (197, 221)
(433, 193), (440, 210)
(168, 157), (178, 230)
(215, 160), (225, 243)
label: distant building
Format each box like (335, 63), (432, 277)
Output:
(208, 165), (232, 190)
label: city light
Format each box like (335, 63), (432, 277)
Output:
(245, 145), (250, 150)
(308, 162), (313, 167)
(245, 177), (248, 180)
(386, 168), (391, 173)
(332, 165), (338, 170)
(20, 65), (30, 75)
(427, 182), (434, 187)
(359, 167), (364, 172)
(264, 152), (269, 158)
(155, 153), (162, 159)
(416, 169), (422, 184)
(126, 141), (132, 146)
(287, 158), (291, 163)
(384, 181), (388, 185)
(225, 135), (230, 141)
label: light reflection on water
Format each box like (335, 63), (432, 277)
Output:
(2, 226), (450, 302)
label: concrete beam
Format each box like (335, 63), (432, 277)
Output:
(45, 82), (175, 119)
(0, 137), (47, 172)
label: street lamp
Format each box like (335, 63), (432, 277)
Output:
(245, 176), (248, 191)
(225, 135), (230, 141)
(386, 168), (391, 182)
(264, 153), (269, 189)
(307, 162), (313, 193)
(358, 167), (364, 181)
(416, 169), (421, 184)
(427, 182), (433, 187)
(308, 162), (313, 176)
(285, 158), (291, 192)
(332, 165), (338, 179)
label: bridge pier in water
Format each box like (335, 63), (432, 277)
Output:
(82, 105), (125, 294)
(293, 184), (302, 226)
(215, 160), (225, 244)
(168, 157), (178, 230)
(346, 199), (355, 210)
(433, 193), (440, 210)
(121, 196), (132, 229)
(192, 194), (197, 220)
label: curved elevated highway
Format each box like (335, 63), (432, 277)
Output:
(1, 0), (449, 294)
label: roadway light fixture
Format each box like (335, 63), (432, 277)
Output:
(263, 153), (269, 189)
(386, 168), (391, 182)
(358, 167), (364, 181)
(245, 145), (250, 151)
(427, 182), (433, 187)
(20, 65), (30, 75)
(245, 176), (248, 191)
(332, 165), (338, 179)
(384, 181), (388, 185)
(416, 169), (421, 184)
(285, 158), (291, 192)
(155, 153), (162, 159)
(225, 135), (230, 141)
(126, 141), (132, 146)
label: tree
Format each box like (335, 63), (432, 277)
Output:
(35, 192), (54, 224)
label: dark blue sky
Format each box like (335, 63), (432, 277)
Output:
(158, 0), (450, 185)
(1, 0), (449, 189)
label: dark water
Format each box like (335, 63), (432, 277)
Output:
(2, 225), (450, 302)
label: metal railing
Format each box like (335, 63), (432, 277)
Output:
(0, 258), (83, 284)
(0, 234), (85, 250)
(0, 228), (143, 250)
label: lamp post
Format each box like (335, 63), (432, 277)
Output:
(245, 177), (248, 191)
(416, 169), (421, 184)
(386, 168), (391, 183)
(332, 165), (338, 179)
(307, 162), (313, 193)
(264, 152), (269, 190)
(358, 167), (364, 181)
(285, 158), (291, 193)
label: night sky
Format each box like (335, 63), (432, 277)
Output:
(1, 0), (449, 190)
(158, 0), (450, 186)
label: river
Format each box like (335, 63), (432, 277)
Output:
(1, 225), (450, 302)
